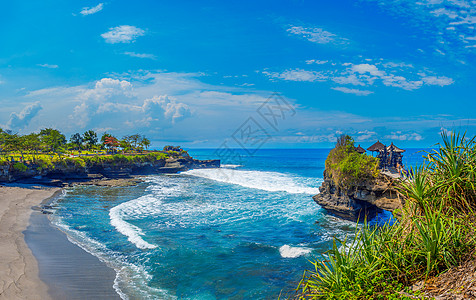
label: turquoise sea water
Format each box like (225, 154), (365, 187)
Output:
(49, 149), (426, 299)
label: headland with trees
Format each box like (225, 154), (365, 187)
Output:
(0, 128), (219, 184)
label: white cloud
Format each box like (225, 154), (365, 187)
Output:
(384, 131), (423, 141)
(431, 7), (459, 19)
(342, 62), (452, 90)
(37, 63), (59, 69)
(80, 3), (104, 16)
(4, 72), (302, 145)
(331, 87), (374, 96)
(381, 75), (423, 90)
(6, 102), (42, 129)
(333, 74), (366, 86)
(367, 0), (476, 57)
(381, 62), (414, 69)
(263, 69), (327, 82)
(9, 71), (471, 147)
(356, 130), (377, 141)
(101, 25), (145, 44)
(123, 52), (157, 59)
(263, 58), (453, 92)
(83, 78), (133, 100)
(305, 59), (328, 65)
(421, 75), (454, 86)
(286, 25), (348, 45)
(68, 78), (191, 130)
(352, 64), (386, 77)
(142, 95), (191, 123)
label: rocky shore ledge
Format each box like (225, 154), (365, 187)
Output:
(313, 171), (403, 221)
(0, 156), (220, 187)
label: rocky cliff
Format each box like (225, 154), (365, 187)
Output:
(313, 171), (403, 221)
(0, 156), (220, 185)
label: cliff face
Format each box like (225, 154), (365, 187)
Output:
(0, 157), (220, 184)
(313, 171), (403, 221)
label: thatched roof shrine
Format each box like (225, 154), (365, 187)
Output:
(355, 145), (366, 154)
(387, 142), (405, 153)
(367, 140), (386, 152)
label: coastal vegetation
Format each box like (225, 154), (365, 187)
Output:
(0, 128), (189, 172)
(297, 132), (476, 299)
(325, 135), (379, 189)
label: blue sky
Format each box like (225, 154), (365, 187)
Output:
(0, 0), (475, 148)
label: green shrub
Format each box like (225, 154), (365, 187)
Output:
(35, 158), (55, 171)
(60, 157), (86, 168)
(325, 135), (379, 189)
(167, 150), (180, 156)
(13, 162), (28, 172)
(154, 152), (168, 160)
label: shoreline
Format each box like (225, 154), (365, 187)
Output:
(0, 183), (121, 299)
(25, 203), (120, 299)
(0, 184), (58, 300)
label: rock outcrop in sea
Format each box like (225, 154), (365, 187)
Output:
(313, 170), (403, 221)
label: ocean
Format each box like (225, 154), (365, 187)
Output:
(48, 148), (427, 299)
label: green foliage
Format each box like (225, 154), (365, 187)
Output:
(325, 135), (379, 189)
(39, 128), (66, 154)
(425, 131), (476, 212)
(154, 152), (168, 160)
(100, 132), (112, 145)
(13, 162), (28, 172)
(298, 210), (475, 299)
(81, 152), (168, 167)
(83, 130), (98, 149)
(70, 133), (83, 150)
(297, 132), (476, 299)
(35, 158), (55, 171)
(0, 127), (172, 174)
(60, 157), (86, 168)
(167, 150), (180, 156)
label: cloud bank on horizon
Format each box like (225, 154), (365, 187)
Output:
(0, 0), (474, 147)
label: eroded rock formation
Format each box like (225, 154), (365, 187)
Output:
(313, 171), (403, 221)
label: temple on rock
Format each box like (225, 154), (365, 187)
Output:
(355, 145), (366, 154)
(366, 140), (405, 172)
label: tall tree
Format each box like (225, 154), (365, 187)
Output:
(39, 128), (66, 156)
(100, 132), (113, 145)
(23, 133), (41, 160)
(4, 133), (25, 160)
(120, 138), (131, 153)
(70, 133), (83, 151)
(139, 136), (151, 151)
(104, 136), (119, 153)
(83, 130), (98, 150)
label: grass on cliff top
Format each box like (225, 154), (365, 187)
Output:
(296, 132), (476, 299)
(1, 151), (170, 171)
(325, 135), (379, 189)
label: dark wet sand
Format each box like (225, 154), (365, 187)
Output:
(25, 210), (121, 299)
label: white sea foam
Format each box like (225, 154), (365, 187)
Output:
(221, 164), (242, 168)
(113, 262), (173, 300)
(51, 215), (168, 299)
(182, 168), (320, 194)
(279, 245), (312, 258)
(110, 197), (158, 250)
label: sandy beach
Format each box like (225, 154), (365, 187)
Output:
(0, 185), (58, 300)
